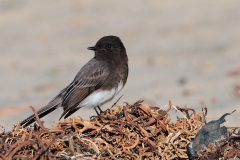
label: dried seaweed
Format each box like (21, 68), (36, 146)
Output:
(0, 101), (239, 159)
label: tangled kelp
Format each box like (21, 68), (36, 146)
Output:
(0, 101), (239, 159)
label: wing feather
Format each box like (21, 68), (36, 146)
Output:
(60, 59), (109, 119)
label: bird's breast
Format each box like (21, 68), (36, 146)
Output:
(79, 81), (123, 109)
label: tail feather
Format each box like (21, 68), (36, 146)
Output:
(20, 97), (62, 127)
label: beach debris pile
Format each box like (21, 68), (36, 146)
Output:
(0, 101), (239, 159)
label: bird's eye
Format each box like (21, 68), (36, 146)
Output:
(107, 44), (111, 49)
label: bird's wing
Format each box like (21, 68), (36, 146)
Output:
(59, 59), (109, 119)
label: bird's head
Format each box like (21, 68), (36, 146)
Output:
(88, 36), (126, 60)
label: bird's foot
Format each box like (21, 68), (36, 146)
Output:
(93, 107), (105, 121)
(97, 106), (104, 113)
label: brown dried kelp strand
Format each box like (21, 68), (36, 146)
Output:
(0, 101), (239, 159)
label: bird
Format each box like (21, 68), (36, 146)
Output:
(20, 35), (128, 127)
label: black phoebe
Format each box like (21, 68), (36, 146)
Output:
(20, 36), (128, 127)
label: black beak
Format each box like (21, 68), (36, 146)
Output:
(87, 46), (97, 51)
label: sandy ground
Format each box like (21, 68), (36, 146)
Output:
(0, 1), (240, 131)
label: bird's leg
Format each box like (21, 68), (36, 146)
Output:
(94, 107), (101, 117)
(94, 107), (106, 122)
(97, 106), (104, 113)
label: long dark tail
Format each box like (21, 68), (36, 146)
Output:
(20, 97), (62, 127)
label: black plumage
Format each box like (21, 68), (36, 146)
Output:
(20, 36), (128, 127)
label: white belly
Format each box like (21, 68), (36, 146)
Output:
(79, 81), (123, 109)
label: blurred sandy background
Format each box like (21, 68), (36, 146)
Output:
(0, 0), (240, 131)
